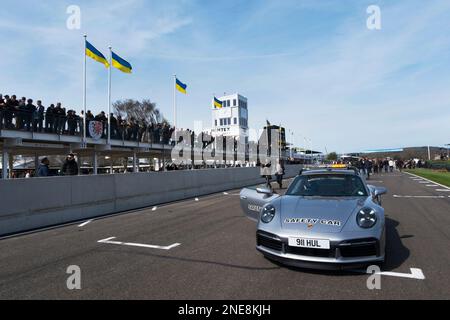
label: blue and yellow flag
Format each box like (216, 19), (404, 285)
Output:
(85, 41), (109, 68)
(214, 97), (223, 109)
(176, 78), (187, 94)
(112, 51), (132, 73)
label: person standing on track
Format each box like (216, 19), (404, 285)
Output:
(389, 159), (395, 173)
(396, 159), (404, 172)
(260, 159), (272, 190)
(275, 159), (285, 189)
(373, 158), (379, 174)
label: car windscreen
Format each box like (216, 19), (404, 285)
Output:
(286, 174), (368, 197)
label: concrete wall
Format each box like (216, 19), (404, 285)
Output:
(0, 165), (302, 236)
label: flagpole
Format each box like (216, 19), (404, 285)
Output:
(83, 34), (87, 142)
(173, 74), (177, 130)
(173, 74), (177, 141)
(108, 46), (112, 145)
(279, 123), (282, 161)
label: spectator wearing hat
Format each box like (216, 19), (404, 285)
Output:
(61, 153), (79, 176)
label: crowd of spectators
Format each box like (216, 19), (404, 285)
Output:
(335, 157), (427, 179)
(0, 94), (175, 144)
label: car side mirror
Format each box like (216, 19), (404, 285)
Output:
(369, 186), (387, 206)
(374, 186), (387, 197)
(256, 187), (273, 196)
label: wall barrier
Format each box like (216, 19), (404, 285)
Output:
(0, 165), (303, 236)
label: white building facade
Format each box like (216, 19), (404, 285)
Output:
(211, 93), (249, 143)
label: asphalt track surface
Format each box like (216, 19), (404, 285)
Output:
(0, 171), (449, 299)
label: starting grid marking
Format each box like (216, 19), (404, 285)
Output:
(355, 268), (426, 280)
(78, 220), (93, 227)
(393, 195), (447, 199)
(405, 172), (450, 190)
(379, 268), (425, 280)
(405, 172), (450, 195)
(98, 237), (181, 250)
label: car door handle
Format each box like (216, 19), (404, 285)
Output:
(240, 196), (247, 200)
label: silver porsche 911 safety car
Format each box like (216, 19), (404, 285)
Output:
(240, 166), (388, 270)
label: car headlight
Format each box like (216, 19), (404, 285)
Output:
(261, 205), (276, 223)
(357, 208), (377, 228)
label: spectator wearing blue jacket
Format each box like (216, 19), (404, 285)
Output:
(37, 157), (50, 177)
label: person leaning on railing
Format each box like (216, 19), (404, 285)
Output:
(45, 104), (54, 133)
(33, 100), (45, 132)
(67, 110), (79, 135)
(0, 93), (175, 144)
(3, 95), (14, 129)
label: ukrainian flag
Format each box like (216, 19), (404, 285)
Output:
(214, 97), (223, 109)
(85, 41), (109, 68)
(112, 51), (132, 74)
(176, 78), (187, 94)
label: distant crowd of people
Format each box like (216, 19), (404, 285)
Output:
(335, 157), (427, 179)
(0, 94), (175, 144)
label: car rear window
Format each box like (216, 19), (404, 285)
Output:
(286, 174), (368, 197)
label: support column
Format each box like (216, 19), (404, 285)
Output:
(162, 149), (166, 171)
(2, 149), (9, 179)
(110, 154), (114, 174)
(133, 150), (138, 173)
(155, 157), (162, 172)
(8, 154), (13, 179)
(34, 154), (39, 175)
(93, 151), (98, 175)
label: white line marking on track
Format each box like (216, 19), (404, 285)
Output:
(375, 268), (426, 280)
(152, 207), (158, 211)
(223, 192), (229, 195)
(195, 198), (199, 201)
(354, 268), (425, 280)
(436, 189), (450, 192)
(426, 184), (439, 187)
(405, 172), (450, 190)
(98, 237), (181, 250)
(393, 195), (445, 199)
(78, 220), (93, 227)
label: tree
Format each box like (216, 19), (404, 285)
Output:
(113, 99), (167, 125)
(327, 152), (338, 161)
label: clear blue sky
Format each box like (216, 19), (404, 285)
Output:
(1, 0), (449, 153)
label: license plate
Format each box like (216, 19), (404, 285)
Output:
(288, 237), (330, 250)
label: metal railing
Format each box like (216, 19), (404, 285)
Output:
(0, 109), (174, 145)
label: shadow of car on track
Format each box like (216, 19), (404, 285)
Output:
(98, 247), (282, 272)
(262, 217), (411, 276)
(383, 217), (411, 272)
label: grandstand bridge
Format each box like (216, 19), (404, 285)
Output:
(0, 128), (172, 179)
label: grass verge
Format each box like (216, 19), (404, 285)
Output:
(405, 168), (450, 188)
